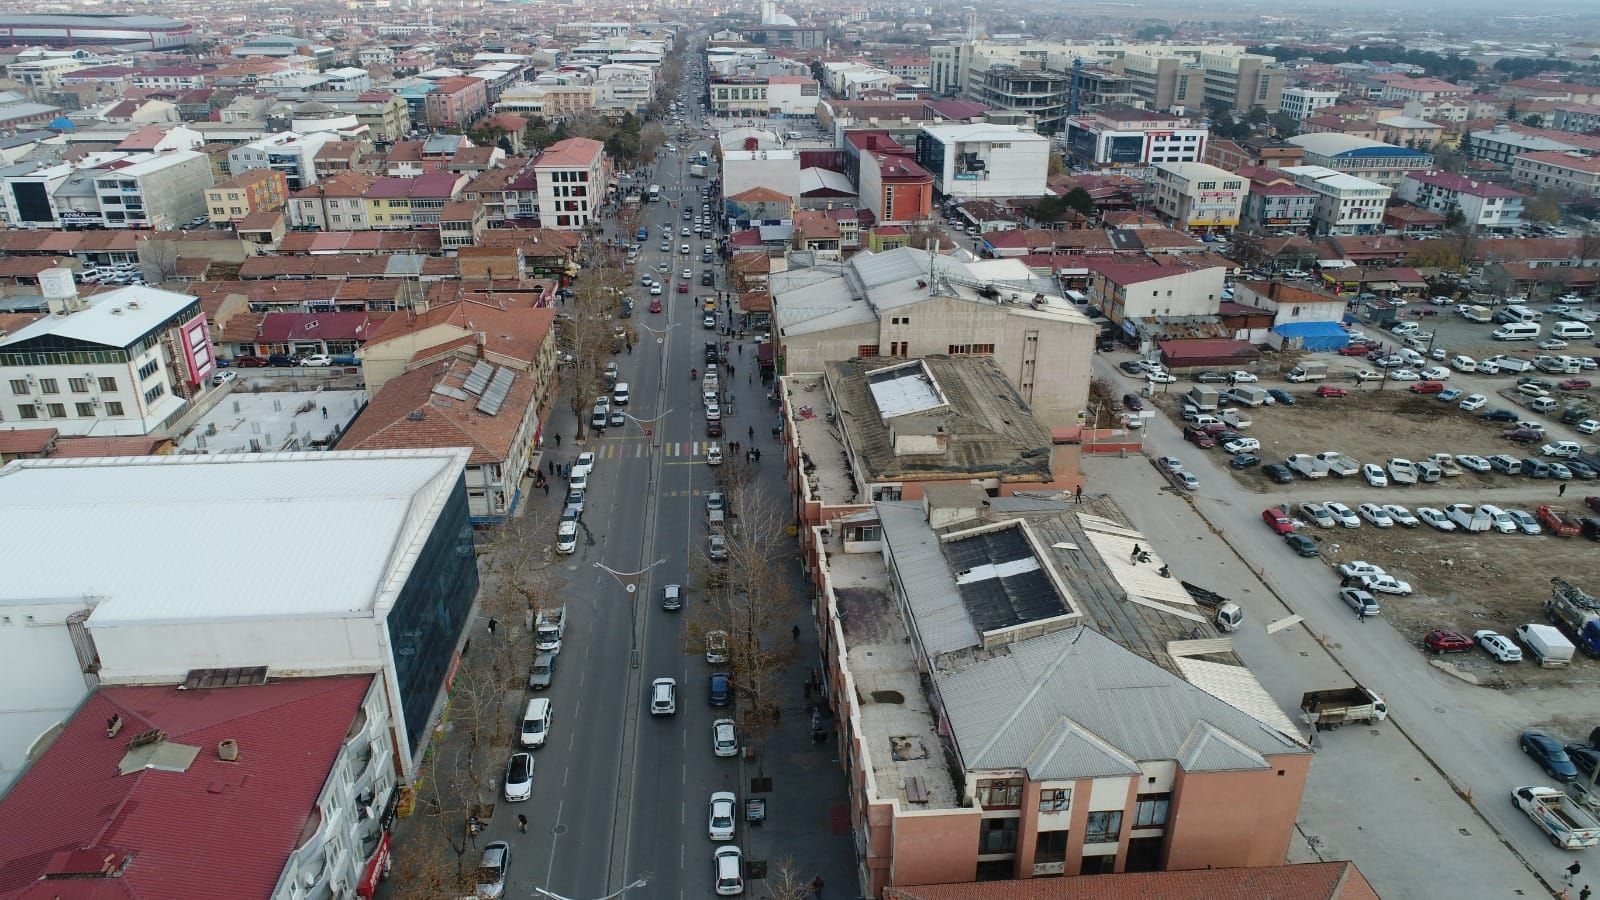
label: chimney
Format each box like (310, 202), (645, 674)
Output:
(218, 739), (240, 761)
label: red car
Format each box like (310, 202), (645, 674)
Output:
(1423, 630), (1474, 654)
(677, 281), (688, 293)
(1315, 385), (1348, 398)
(1184, 426), (1216, 448)
(649, 298), (662, 313)
(1261, 508), (1294, 534)
(1339, 344), (1373, 356)
(1587, 496), (1600, 514)
(1559, 378), (1592, 391)
(234, 356), (269, 368)
(1408, 380), (1445, 394)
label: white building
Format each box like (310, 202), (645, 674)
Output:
(1151, 162), (1247, 232)
(1283, 165), (1392, 235)
(228, 131), (339, 191)
(594, 63), (654, 114)
(722, 149), (802, 205)
(1279, 87), (1339, 121)
(1063, 104), (1208, 169)
(0, 276), (214, 436)
(1398, 170), (1525, 232)
(534, 137), (608, 230)
(0, 448), (480, 788)
(91, 149), (213, 229)
(914, 122), (1050, 199)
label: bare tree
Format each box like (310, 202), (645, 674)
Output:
(137, 238), (181, 284)
(561, 258), (628, 439)
(386, 813), (472, 899)
(765, 859), (817, 900)
(639, 121), (667, 166)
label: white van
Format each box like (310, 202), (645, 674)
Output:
(1492, 322), (1541, 341)
(612, 382), (630, 407)
(1502, 305), (1542, 323)
(520, 698), (552, 748)
(1553, 320), (1595, 340)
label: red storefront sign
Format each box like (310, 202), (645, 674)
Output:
(357, 831), (392, 898)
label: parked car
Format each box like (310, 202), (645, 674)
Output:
(1228, 371), (1258, 383)
(1339, 587), (1382, 617)
(1184, 427), (1215, 448)
(1358, 502), (1394, 527)
(708, 791), (738, 841)
(1299, 502), (1337, 528)
(476, 843), (510, 899)
(1475, 630), (1523, 662)
(1229, 452), (1260, 469)
(504, 752), (534, 802)
(1459, 394), (1487, 411)
(1423, 630), (1474, 654)
(1284, 533), (1319, 557)
(1263, 463), (1294, 484)
(1325, 501), (1360, 528)
(713, 718), (738, 757)
(1122, 393), (1143, 411)
(1362, 464), (1388, 487)
(1267, 388), (1296, 405)
(1157, 456), (1185, 473)
(1521, 731), (1580, 782)
(1481, 409), (1520, 423)
(1383, 504), (1420, 527)
(1118, 360), (1145, 376)
(1417, 507), (1455, 531)
(1455, 454), (1491, 472)
(1315, 385), (1349, 398)
(1262, 508), (1295, 534)
(1360, 574), (1414, 596)
(1223, 437), (1260, 454)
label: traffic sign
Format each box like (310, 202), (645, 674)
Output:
(644, 428), (653, 437)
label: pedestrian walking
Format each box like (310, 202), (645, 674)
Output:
(1570, 862), (1583, 887)
(548, 460), (555, 475)
(1357, 608), (1367, 623)
(1130, 543), (1142, 564)
(517, 814), (528, 833)
(811, 875), (824, 897)
(542, 481), (550, 496)
(793, 624), (801, 642)
(748, 425), (755, 440)
(1075, 485), (1083, 505)
(1561, 483), (1569, 497)
(1580, 885), (1592, 900)
(554, 432), (562, 448)
(755, 448), (761, 461)
(487, 618), (498, 636)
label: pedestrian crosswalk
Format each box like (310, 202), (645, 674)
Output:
(585, 439), (720, 460)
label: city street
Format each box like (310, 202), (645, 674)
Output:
(464, 68), (856, 900)
(1092, 351), (1598, 896)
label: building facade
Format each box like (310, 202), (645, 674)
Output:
(1398, 170), (1525, 232)
(915, 122), (1051, 199)
(1279, 87), (1340, 121)
(205, 167), (289, 224)
(92, 150), (214, 229)
(1064, 105), (1208, 169)
(1512, 150), (1600, 198)
(534, 137), (608, 230)
(1151, 163), (1246, 232)
(1283, 165), (1392, 235)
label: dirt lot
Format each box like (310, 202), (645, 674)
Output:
(1150, 389), (1590, 496)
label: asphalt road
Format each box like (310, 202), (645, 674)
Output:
(495, 68), (752, 900)
(1096, 350), (1600, 895)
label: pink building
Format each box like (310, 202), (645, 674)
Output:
(425, 76), (489, 128)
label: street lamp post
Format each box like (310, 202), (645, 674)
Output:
(534, 877), (649, 900)
(594, 558), (667, 669)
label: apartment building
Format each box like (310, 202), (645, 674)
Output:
(859, 151), (934, 225)
(424, 76), (489, 128)
(4, 55), (86, 92)
(1279, 87), (1340, 121)
(1064, 105), (1207, 168)
(229, 132), (338, 191)
(205, 168), (289, 225)
(593, 64), (654, 114)
(92, 149), (214, 229)
(709, 75), (821, 117)
(1086, 258), (1228, 324)
(1283, 165), (1392, 235)
(1119, 54), (1205, 111)
(1205, 137), (1303, 171)
(1466, 124), (1586, 167)
(915, 122), (1051, 200)
(770, 247), (1095, 427)
(494, 81), (595, 120)
(1239, 168), (1317, 233)
(965, 66), (1072, 133)
(1512, 150), (1600, 198)
(288, 171), (377, 230)
(785, 482), (1308, 896)
(533, 138), (607, 231)
(0, 277), (212, 437)
(1199, 52), (1285, 114)
(1151, 163), (1246, 232)
(363, 172), (468, 228)
(1398, 171), (1525, 232)
(1379, 77), (1471, 104)
(1553, 104), (1600, 135)
(1285, 133), (1432, 187)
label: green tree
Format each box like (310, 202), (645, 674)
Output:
(1442, 206), (1466, 231)
(1525, 190), (1563, 224)
(1246, 105), (1270, 125)
(1064, 187), (1097, 216)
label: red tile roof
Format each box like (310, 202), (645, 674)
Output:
(0, 676), (373, 900)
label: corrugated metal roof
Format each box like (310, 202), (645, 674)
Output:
(1171, 656), (1304, 738)
(0, 450), (470, 624)
(0, 285), (194, 350)
(879, 501), (981, 655)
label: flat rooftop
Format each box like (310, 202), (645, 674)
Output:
(784, 373), (859, 507)
(177, 388), (367, 454)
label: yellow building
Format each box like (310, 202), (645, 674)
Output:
(205, 168), (289, 224)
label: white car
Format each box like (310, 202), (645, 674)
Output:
(1299, 501), (1336, 528)
(210, 370), (237, 386)
(1358, 502), (1394, 527)
(1416, 507), (1455, 531)
(1325, 501), (1360, 528)
(713, 846), (744, 896)
(1146, 371), (1177, 384)
(504, 752), (534, 802)
(1454, 454), (1491, 472)
(1458, 394), (1487, 411)
(704, 313), (716, 329)
(1419, 366), (1451, 380)
(1450, 354), (1478, 373)
(1579, 419), (1600, 435)
(1174, 470), (1200, 491)
(1542, 440), (1581, 458)
(1383, 504), (1420, 527)
(1360, 574), (1413, 595)
(1505, 508), (1542, 535)
(1222, 437), (1260, 454)
(570, 451), (596, 479)
(650, 283), (664, 295)
(651, 678), (677, 715)
(1362, 464), (1388, 487)
(1227, 371), (1258, 383)
(1479, 504), (1518, 534)
(1353, 369), (1383, 383)
(1157, 456), (1185, 473)
(1474, 630), (1523, 662)
(556, 520), (578, 554)
(713, 718), (738, 757)
(709, 791), (737, 841)
(1388, 369), (1420, 381)
(299, 354), (333, 367)
(706, 402), (721, 420)
(1338, 560), (1387, 580)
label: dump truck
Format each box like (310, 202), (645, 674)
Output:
(1538, 505), (1583, 537)
(535, 605), (567, 653)
(1286, 453), (1330, 479)
(1285, 361), (1328, 383)
(1315, 451), (1360, 477)
(1180, 581), (1244, 632)
(1513, 786), (1600, 849)
(1301, 685), (1388, 730)
(1547, 578), (1600, 656)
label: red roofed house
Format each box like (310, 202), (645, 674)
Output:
(424, 75), (489, 128)
(1398, 170), (1525, 232)
(1086, 258), (1228, 326)
(1512, 150), (1600, 199)
(0, 675), (397, 900)
(205, 167), (290, 225)
(533, 137), (608, 230)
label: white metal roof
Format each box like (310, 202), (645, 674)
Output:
(0, 285), (195, 349)
(0, 449), (472, 625)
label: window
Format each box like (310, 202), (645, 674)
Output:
(75, 402), (95, 416)
(979, 817), (1018, 854)
(948, 343), (996, 355)
(1035, 830), (1068, 863)
(69, 377), (89, 393)
(8, 379), (26, 395)
(98, 376), (117, 391)
(46, 403), (67, 419)
(1084, 810), (1123, 844)
(17, 405), (38, 419)
(105, 401), (125, 415)
(1038, 788), (1071, 812)
(974, 777), (1023, 809)
(143, 384), (165, 404)
(857, 344), (880, 357)
(39, 378), (59, 394)
(1133, 793), (1170, 828)
(137, 360), (159, 380)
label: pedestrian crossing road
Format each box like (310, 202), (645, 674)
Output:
(583, 438), (721, 459)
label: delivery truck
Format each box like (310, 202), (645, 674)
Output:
(1285, 361), (1328, 383)
(1301, 685), (1388, 730)
(1513, 785), (1600, 849)
(1516, 622), (1576, 668)
(536, 605), (567, 653)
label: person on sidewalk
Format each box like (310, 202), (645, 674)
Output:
(811, 875), (824, 897)
(517, 814), (528, 833)
(554, 432), (562, 448)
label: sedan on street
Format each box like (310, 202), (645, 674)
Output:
(709, 792), (738, 841)
(1416, 507), (1455, 531)
(504, 752), (534, 802)
(1521, 731), (1579, 782)
(1284, 533), (1319, 557)
(713, 718), (738, 757)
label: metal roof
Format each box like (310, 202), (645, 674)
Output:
(0, 450), (471, 625)
(0, 284), (195, 350)
(879, 501), (981, 655)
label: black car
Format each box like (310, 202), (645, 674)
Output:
(1118, 360), (1144, 375)
(1567, 743), (1600, 779)
(1562, 407), (1589, 425)
(1230, 453), (1261, 469)
(1481, 409), (1519, 423)
(1193, 371), (1229, 384)
(1521, 730), (1579, 782)
(705, 342), (719, 363)
(708, 672), (731, 707)
(1267, 388), (1296, 405)
(1122, 393), (1144, 411)
(267, 353), (296, 366)
(1284, 533), (1319, 557)
(1263, 463), (1294, 484)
